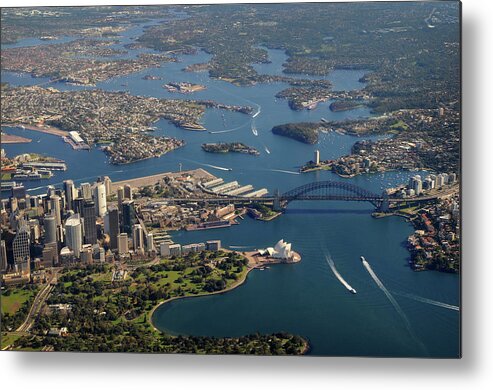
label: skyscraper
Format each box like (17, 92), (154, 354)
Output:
(314, 149), (320, 165)
(94, 183), (107, 217)
(80, 182), (92, 200)
(13, 225), (30, 275)
(107, 206), (120, 250)
(117, 233), (129, 256)
(0, 240), (7, 272)
(124, 184), (133, 200)
(50, 195), (62, 226)
(117, 186), (124, 210)
(63, 180), (76, 211)
(44, 215), (57, 244)
(132, 224), (144, 254)
(102, 176), (112, 197)
(82, 201), (97, 245)
(122, 200), (136, 235)
(65, 214), (83, 257)
(73, 197), (85, 215)
(146, 233), (155, 252)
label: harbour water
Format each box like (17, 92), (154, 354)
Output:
(1, 17), (459, 357)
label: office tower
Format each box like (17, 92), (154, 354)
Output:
(106, 207), (120, 250)
(28, 220), (41, 242)
(44, 215), (57, 244)
(206, 240), (221, 251)
(46, 185), (56, 198)
(65, 214), (83, 257)
(42, 242), (59, 267)
(124, 184), (133, 200)
(117, 233), (129, 256)
(132, 224), (144, 253)
(117, 186), (124, 210)
(102, 176), (112, 197)
(146, 233), (155, 252)
(93, 244), (105, 263)
(63, 180), (76, 210)
(73, 197), (85, 215)
(9, 197), (18, 213)
(122, 200), (136, 234)
(82, 201), (97, 245)
(314, 149), (320, 165)
(13, 225), (30, 275)
(0, 240), (7, 272)
(94, 183), (107, 217)
(80, 246), (93, 264)
(80, 182), (92, 200)
(50, 195), (62, 225)
(11, 185), (26, 199)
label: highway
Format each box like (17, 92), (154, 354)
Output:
(16, 269), (59, 333)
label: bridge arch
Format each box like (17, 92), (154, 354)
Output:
(279, 181), (382, 206)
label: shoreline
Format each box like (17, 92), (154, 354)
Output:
(148, 250), (302, 333)
(2, 123), (68, 137)
(1, 133), (32, 143)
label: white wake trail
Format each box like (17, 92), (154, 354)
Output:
(326, 255), (356, 293)
(269, 169), (300, 175)
(393, 291), (459, 312)
(361, 257), (427, 354)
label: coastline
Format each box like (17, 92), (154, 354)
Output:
(148, 250), (302, 333)
(1, 133), (32, 143)
(2, 123), (68, 137)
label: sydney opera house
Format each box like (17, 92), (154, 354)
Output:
(258, 239), (300, 262)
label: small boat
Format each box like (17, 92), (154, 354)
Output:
(349, 288), (357, 294)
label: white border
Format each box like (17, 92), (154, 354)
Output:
(2, 0), (492, 389)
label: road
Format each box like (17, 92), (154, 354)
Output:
(15, 269), (60, 333)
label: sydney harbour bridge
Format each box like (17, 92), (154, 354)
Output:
(158, 181), (450, 212)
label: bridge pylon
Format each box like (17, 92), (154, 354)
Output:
(378, 191), (390, 213)
(273, 189), (282, 212)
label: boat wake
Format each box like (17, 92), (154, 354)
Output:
(326, 255), (356, 294)
(251, 121), (258, 136)
(209, 121), (250, 134)
(393, 291), (459, 312)
(361, 256), (427, 354)
(180, 158), (232, 172)
(269, 169), (300, 175)
(264, 146), (271, 154)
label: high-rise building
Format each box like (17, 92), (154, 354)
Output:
(50, 195), (62, 226)
(117, 233), (129, 256)
(107, 206), (120, 250)
(124, 184), (133, 200)
(80, 245), (93, 264)
(73, 197), (85, 215)
(132, 224), (144, 253)
(63, 180), (76, 211)
(13, 225), (30, 275)
(102, 176), (112, 197)
(42, 242), (59, 267)
(11, 185), (26, 199)
(82, 201), (97, 245)
(314, 149), (320, 165)
(65, 214), (83, 257)
(94, 183), (107, 217)
(44, 215), (57, 244)
(206, 240), (221, 251)
(122, 200), (136, 234)
(146, 233), (155, 252)
(0, 240), (7, 272)
(117, 186), (124, 210)
(46, 185), (56, 198)
(80, 182), (92, 200)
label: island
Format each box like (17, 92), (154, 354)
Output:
(201, 142), (259, 156)
(271, 123), (320, 144)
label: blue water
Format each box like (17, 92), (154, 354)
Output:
(1, 16), (459, 357)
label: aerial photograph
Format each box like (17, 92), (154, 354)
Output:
(0, 1), (460, 357)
